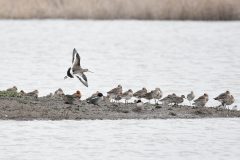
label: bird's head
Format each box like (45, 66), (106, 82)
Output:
(128, 89), (133, 93)
(76, 90), (81, 95)
(97, 93), (103, 97)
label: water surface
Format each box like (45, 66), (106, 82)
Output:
(0, 119), (239, 160)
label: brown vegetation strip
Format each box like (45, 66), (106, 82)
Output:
(0, 0), (239, 20)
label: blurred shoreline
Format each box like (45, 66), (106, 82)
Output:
(0, 0), (239, 20)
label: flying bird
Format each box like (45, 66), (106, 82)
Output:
(64, 48), (93, 87)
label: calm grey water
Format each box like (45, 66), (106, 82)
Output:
(0, 119), (240, 160)
(0, 21), (239, 107)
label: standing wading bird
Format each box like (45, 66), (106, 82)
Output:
(122, 89), (133, 105)
(153, 88), (162, 104)
(214, 92), (235, 116)
(107, 85), (122, 102)
(214, 91), (231, 109)
(193, 93), (208, 107)
(172, 95), (185, 106)
(64, 48), (93, 87)
(187, 91), (195, 106)
(144, 91), (154, 103)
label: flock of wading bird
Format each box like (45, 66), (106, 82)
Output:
(1, 48), (237, 110)
(2, 85), (237, 111)
(99, 85), (236, 110)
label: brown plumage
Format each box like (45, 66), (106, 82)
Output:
(122, 89), (133, 104)
(172, 95), (185, 106)
(144, 91), (154, 102)
(72, 90), (81, 100)
(160, 93), (176, 105)
(133, 87), (147, 99)
(152, 88), (162, 104)
(107, 85), (122, 102)
(6, 86), (17, 92)
(214, 91), (231, 106)
(187, 91), (195, 105)
(193, 93), (208, 107)
(26, 90), (39, 98)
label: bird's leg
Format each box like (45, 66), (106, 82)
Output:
(223, 103), (226, 109)
(227, 105), (230, 117)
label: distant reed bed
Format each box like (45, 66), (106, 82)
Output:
(0, 0), (239, 20)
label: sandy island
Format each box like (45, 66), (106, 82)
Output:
(0, 96), (239, 120)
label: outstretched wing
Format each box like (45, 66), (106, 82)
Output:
(76, 74), (88, 87)
(72, 48), (76, 64)
(67, 67), (74, 78)
(72, 48), (81, 68)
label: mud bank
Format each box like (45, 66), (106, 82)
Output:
(0, 97), (239, 120)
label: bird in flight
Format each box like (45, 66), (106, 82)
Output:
(64, 48), (93, 87)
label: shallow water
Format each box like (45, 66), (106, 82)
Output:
(0, 20), (239, 107)
(0, 119), (240, 160)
